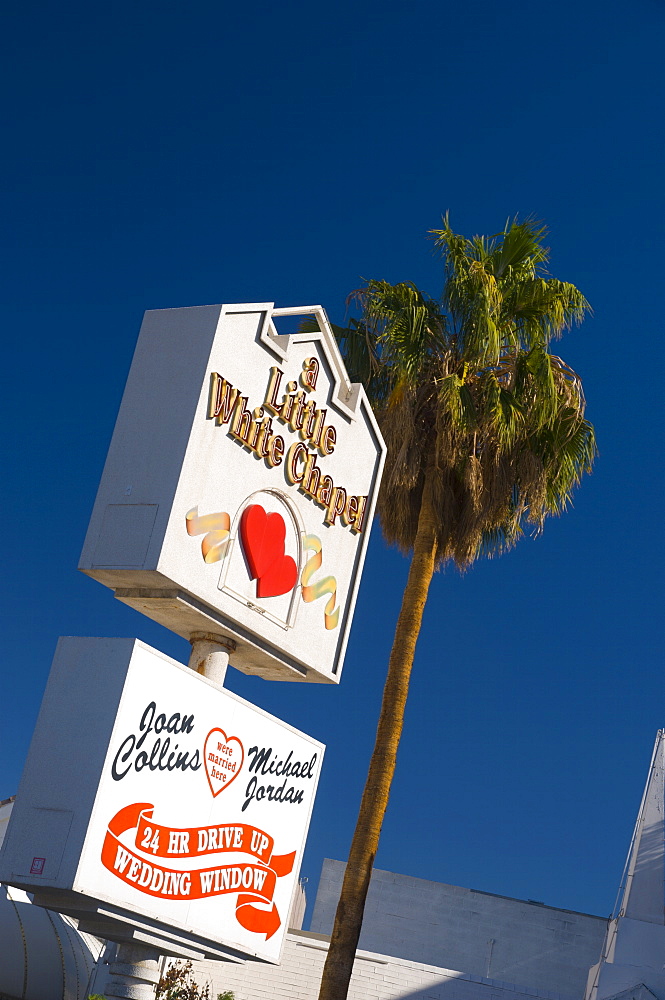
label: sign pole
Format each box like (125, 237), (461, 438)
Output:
(187, 632), (237, 686)
(105, 942), (161, 1000)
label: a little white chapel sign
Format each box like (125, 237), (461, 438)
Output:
(0, 300), (384, 976)
(80, 303), (386, 684)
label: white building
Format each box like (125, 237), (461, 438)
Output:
(179, 730), (665, 1000)
(0, 797), (104, 1000)
(1, 732), (664, 1000)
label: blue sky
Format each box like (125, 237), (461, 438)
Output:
(2, 0), (664, 920)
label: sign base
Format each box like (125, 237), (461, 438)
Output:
(113, 588), (313, 681)
(30, 889), (250, 962)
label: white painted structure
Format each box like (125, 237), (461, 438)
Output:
(193, 926), (594, 1000)
(0, 798), (103, 1000)
(4, 730), (665, 1000)
(310, 860), (607, 997)
(0, 638), (323, 966)
(79, 303), (385, 684)
(173, 731), (665, 1000)
(586, 731), (665, 1000)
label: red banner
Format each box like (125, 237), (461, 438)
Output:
(100, 803), (295, 939)
(135, 807), (276, 861)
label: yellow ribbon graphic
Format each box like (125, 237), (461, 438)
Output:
(301, 534), (339, 630)
(186, 507), (231, 563)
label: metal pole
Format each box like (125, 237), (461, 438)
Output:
(188, 631), (236, 687)
(104, 942), (161, 1000)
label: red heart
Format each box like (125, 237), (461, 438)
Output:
(240, 504), (285, 579)
(239, 504), (298, 599)
(204, 728), (244, 797)
(256, 551), (298, 598)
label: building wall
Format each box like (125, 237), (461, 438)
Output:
(289, 880), (307, 931)
(0, 800), (103, 1000)
(193, 928), (580, 1000)
(0, 798), (14, 850)
(310, 860), (608, 999)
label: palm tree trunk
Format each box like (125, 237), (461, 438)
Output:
(317, 465), (440, 1000)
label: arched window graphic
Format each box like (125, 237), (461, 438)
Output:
(217, 489), (304, 631)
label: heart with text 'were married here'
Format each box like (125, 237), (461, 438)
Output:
(239, 504), (298, 599)
(204, 729), (244, 797)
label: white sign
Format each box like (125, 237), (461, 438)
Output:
(0, 637), (324, 963)
(79, 303), (385, 684)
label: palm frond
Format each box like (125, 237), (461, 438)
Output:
(329, 216), (595, 568)
(489, 216), (549, 279)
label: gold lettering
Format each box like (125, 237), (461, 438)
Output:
(247, 407), (264, 449)
(254, 416), (273, 457)
(300, 357), (319, 391)
(310, 407), (326, 448)
(342, 494), (359, 527)
(352, 495), (368, 533)
(300, 399), (318, 440)
(285, 442), (306, 484)
(267, 435), (285, 467)
(325, 486), (347, 525)
(278, 381), (298, 423)
(209, 373), (239, 425)
(263, 367), (283, 415)
(230, 396), (252, 443)
(300, 451), (321, 498)
(317, 475), (333, 505)
(288, 390), (307, 431)
(206, 369), (365, 534)
(320, 424), (337, 456)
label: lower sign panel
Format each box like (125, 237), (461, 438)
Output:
(0, 637), (324, 963)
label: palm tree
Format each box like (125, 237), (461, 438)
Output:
(316, 216), (597, 1000)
